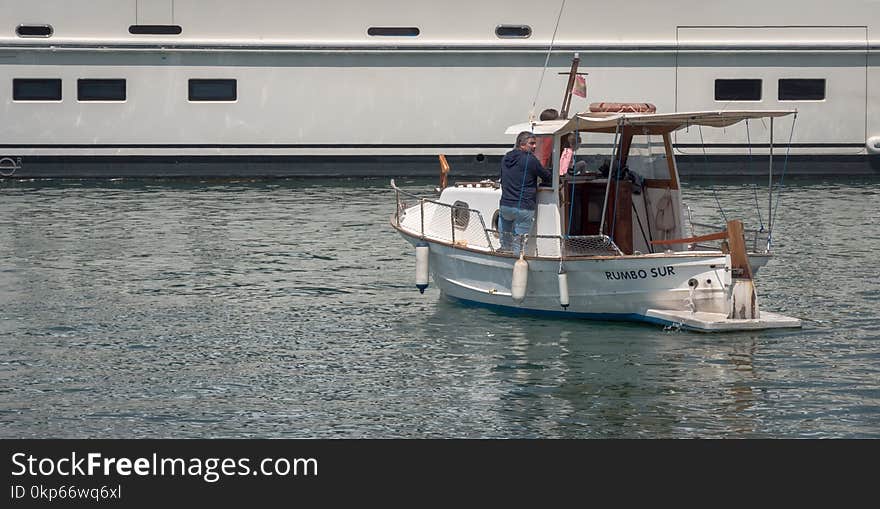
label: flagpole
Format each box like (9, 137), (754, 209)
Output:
(560, 53), (580, 119)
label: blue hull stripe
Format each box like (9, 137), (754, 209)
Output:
(443, 294), (687, 329)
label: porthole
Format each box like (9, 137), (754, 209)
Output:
(16, 24), (53, 38)
(452, 201), (470, 229)
(495, 25), (531, 38)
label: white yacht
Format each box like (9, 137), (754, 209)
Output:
(1, 0), (878, 177)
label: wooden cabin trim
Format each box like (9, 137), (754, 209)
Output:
(643, 179), (675, 189)
(661, 132), (679, 190)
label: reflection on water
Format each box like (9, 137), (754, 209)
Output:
(0, 176), (878, 438)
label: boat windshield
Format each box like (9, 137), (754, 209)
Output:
(626, 133), (668, 180)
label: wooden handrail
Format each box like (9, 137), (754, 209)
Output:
(650, 230), (728, 246)
(650, 220), (753, 279)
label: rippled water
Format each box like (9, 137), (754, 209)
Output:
(0, 175), (877, 438)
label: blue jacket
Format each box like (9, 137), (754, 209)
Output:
(499, 149), (551, 210)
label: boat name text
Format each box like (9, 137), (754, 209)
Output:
(605, 267), (676, 280)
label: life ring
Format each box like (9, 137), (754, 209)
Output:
(589, 102), (657, 113)
(0, 156), (21, 176)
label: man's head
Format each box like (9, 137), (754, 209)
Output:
(516, 131), (537, 153)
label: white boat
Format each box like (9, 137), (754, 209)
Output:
(390, 107), (802, 332)
(0, 0), (878, 177)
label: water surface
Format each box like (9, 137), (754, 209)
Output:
(0, 175), (877, 438)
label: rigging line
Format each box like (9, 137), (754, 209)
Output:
(529, 0), (567, 120)
(632, 201), (650, 252)
(769, 113), (797, 238)
(699, 125), (728, 223)
(610, 124), (626, 242)
(562, 119), (581, 270)
(746, 119), (765, 231)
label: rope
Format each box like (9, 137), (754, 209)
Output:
(529, 0), (567, 121)
(768, 113), (797, 249)
(699, 125), (728, 223)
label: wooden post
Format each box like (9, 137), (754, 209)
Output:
(726, 219), (752, 279)
(438, 154), (450, 190)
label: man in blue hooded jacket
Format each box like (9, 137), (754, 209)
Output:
(499, 131), (552, 254)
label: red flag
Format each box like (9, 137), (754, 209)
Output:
(572, 75), (587, 98)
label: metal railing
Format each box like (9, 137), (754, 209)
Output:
(392, 181), (623, 258)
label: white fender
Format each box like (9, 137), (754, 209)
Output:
(415, 242), (429, 293)
(867, 136), (880, 155)
(557, 271), (569, 309)
(511, 256), (529, 303)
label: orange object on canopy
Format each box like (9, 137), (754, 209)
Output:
(589, 102), (657, 113)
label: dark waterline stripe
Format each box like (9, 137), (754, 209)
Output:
(0, 143), (869, 149)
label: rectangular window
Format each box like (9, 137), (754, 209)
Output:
(13, 78), (62, 101)
(78, 79), (126, 101)
(495, 25), (531, 38)
(714, 79), (762, 101)
(129, 25), (182, 35)
(778, 79), (825, 101)
(367, 27), (420, 36)
(188, 79), (237, 102)
(16, 24), (53, 37)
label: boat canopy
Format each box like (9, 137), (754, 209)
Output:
(505, 110), (797, 136)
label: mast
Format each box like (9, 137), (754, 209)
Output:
(559, 53), (580, 119)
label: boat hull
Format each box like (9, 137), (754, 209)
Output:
(402, 232), (731, 314)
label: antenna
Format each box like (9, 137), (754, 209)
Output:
(529, 0), (567, 121)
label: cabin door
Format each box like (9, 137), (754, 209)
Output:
(675, 27), (868, 156)
(136, 0), (174, 25)
(563, 180), (634, 255)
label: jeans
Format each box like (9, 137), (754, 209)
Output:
(499, 205), (535, 255)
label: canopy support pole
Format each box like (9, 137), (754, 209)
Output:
(767, 117), (774, 246)
(599, 120), (622, 236)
